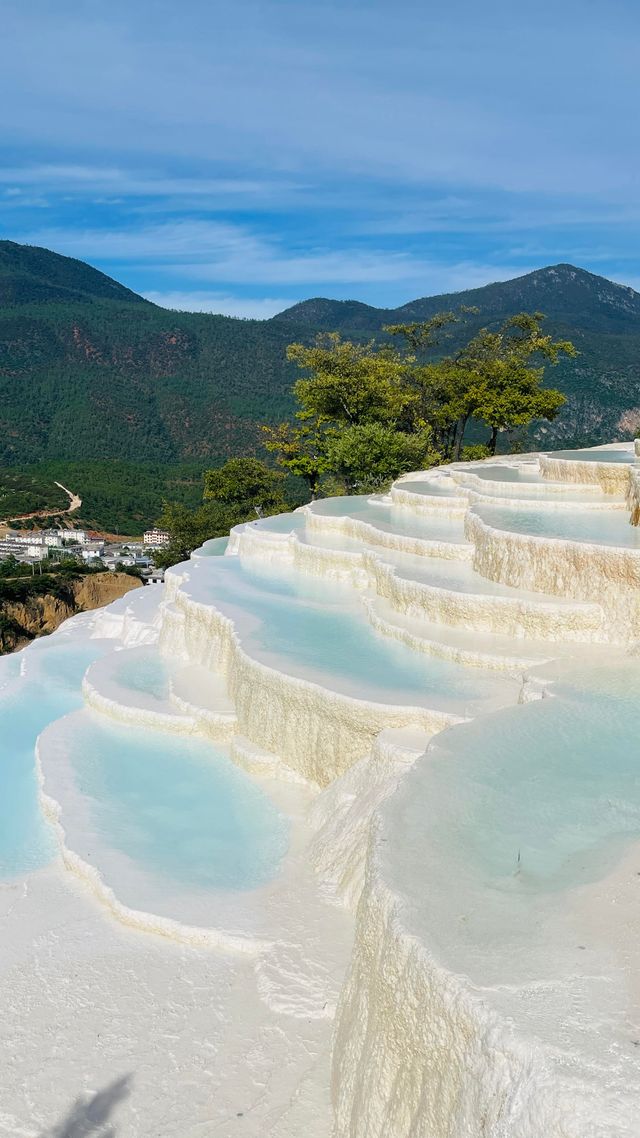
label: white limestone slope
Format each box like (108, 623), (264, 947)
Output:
(193, 443), (640, 1136)
(627, 466), (640, 525)
(205, 445), (640, 1138)
(539, 445), (634, 494)
(230, 522), (606, 645)
(465, 509), (640, 640)
(322, 448), (640, 1138)
(159, 568), (466, 786)
(329, 669), (640, 1138)
(5, 441), (640, 1138)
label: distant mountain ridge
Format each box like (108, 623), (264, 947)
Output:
(0, 241), (639, 464)
(275, 264), (640, 330)
(0, 240), (146, 307)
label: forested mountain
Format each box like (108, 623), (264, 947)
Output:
(0, 240), (145, 306)
(277, 264), (640, 331)
(276, 265), (640, 448)
(1, 242), (639, 466)
(0, 240), (299, 464)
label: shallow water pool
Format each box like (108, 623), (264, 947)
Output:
(464, 463), (542, 484)
(68, 716), (288, 891)
(187, 558), (513, 711)
(396, 480), (464, 498)
(0, 639), (111, 878)
(255, 511), (306, 534)
(552, 447), (637, 464)
(310, 495), (468, 543)
(196, 535), (229, 556)
(394, 657), (640, 899)
(476, 503), (640, 548)
(114, 648), (170, 701)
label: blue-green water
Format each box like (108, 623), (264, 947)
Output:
(191, 558), (509, 708)
(3, 629), (289, 892)
(196, 536), (229, 556)
(255, 511), (306, 533)
(468, 463), (612, 497)
(310, 495), (467, 542)
(309, 494), (377, 517)
(476, 504), (640, 548)
(114, 649), (169, 701)
(397, 481), (462, 498)
(0, 640), (110, 877)
(553, 448), (637, 464)
(409, 659), (640, 893)
(469, 464), (542, 484)
(70, 717), (288, 891)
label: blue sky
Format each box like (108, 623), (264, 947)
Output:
(1, 0), (639, 318)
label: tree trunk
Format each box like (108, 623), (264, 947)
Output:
(443, 425), (456, 460)
(453, 416), (468, 461)
(488, 425), (498, 455)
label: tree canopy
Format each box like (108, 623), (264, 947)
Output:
(287, 334), (410, 428)
(262, 422), (329, 498)
(203, 456), (287, 512)
(265, 310), (576, 489)
(156, 457), (290, 567)
(155, 310), (576, 559)
(325, 423), (439, 492)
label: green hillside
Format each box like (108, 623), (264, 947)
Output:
(0, 240), (300, 466)
(1, 242), (639, 469)
(275, 265), (640, 448)
(0, 239), (146, 307)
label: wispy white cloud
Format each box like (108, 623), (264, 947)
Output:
(143, 290), (297, 319)
(0, 164), (302, 202)
(1, 187), (50, 209)
(3, 0), (640, 309)
(2, 0), (639, 196)
(18, 219), (531, 293)
(17, 212), (535, 295)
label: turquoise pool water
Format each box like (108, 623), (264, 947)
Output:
(237, 554), (343, 604)
(466, 464), (616, 501)
(404, 658), (640, 894)
(196, 536), (229, 556)
(0, 652), (22, 686)
(0, 640), (110, 878)
(310, 495), (468, 543)
(69, 717), (288, 890)
(396, 480), (463, 498)
(190, 558), (511, 709)
(466, 464), (542, 484)
(309, 494), (378, 517)
(376, 549), (564, 600)
(3, 627), (290, 892)
(476, 504), (640, 548)
(114, 648), (169, 701)
(255, 511), (306, 534)
(553, 448), (637, 464)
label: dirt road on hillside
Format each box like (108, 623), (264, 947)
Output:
(0, 482), (82, 536)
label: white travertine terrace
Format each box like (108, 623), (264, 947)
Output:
(449, 466), (605, 498)
(465, 510), (640, 640)
(301, 509), (474, 560)
(229, 525), (605, 645)
(158, 569), (467, 785)
(389, 483), (470, 517)
(4, 440), (640, 1136)
(539, 450), (633, 494)
(627, 465), (640, 525)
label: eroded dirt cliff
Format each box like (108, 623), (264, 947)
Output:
(0, 572), (142, 653)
